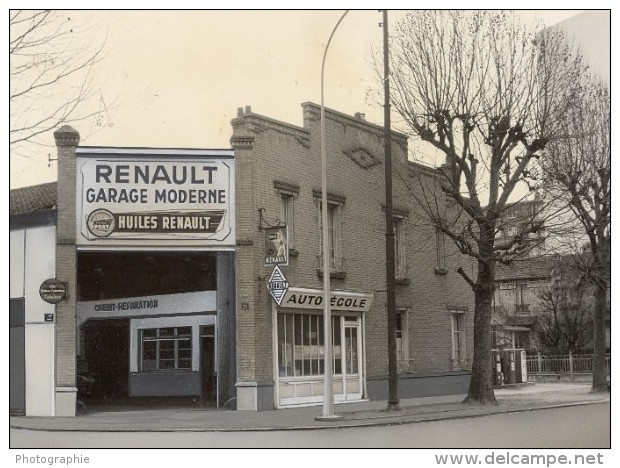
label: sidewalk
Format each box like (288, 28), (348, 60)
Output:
(10, 383), (610, 433)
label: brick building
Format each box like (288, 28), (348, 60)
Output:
(10, 102), (475, 416)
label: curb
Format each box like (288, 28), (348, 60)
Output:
(9, 399), (609, 433)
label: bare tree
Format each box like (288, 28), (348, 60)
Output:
(542, 79), (610, 391)
(10, 10), (110, 157)
(536, 271), (593, 353)
(385, 11), (587, 404)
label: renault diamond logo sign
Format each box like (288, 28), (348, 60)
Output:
(267, 265), (289, 306)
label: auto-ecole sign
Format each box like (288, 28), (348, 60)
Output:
(76, 148), (235, 248)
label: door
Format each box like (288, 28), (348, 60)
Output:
(83, 319), (129, 401)
(340, 317), (362, 401)
(200, 325), (216, 406)
(10, 298), (25, 415)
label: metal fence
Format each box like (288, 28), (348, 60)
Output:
(526, 353), (611, 378)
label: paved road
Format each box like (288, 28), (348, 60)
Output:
(10, 402), (610, 449)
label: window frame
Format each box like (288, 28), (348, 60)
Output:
(280, 192), (294, 247)
(278, 312), (360, 379)
(514, 282), (531, 314)
(274, 181), (299, 252)
(436, 227), (446, 271)
(139, 326), (192, 372)
(317, 198), (344, 272)
(394, 216), (408, 280)
(450, 311), (467, 369)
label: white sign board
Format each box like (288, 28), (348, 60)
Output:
(279, 287), (373, 312)
(77, 290), (217, 325)
(76, 148), (235, 248)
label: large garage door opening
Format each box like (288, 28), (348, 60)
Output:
(77, 251), (219, 410)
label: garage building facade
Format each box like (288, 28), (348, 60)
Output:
(10, 103), (475, 416)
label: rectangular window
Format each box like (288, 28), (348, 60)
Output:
(278, 313), (350, 377)
(450, 312), (466, 369)
(396, 309), (410, 372)
(436, 227), (446, 270)
(515, 283), (529, 314)
(318, 201), (343, 272)
(140, 327), (192, 371)
(280, 193), (295, 249)
(394, 217), (408, 279)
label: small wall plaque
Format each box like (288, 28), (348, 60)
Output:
(39, 278), (67, 304)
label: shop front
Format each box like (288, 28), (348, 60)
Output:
(72, 146), (236, 410)
(273, 287), (373, 408)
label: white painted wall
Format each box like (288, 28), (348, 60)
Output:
(11, 225), (56, 416)
(25, 323), (55, 416)
(24, 226), (56, 323)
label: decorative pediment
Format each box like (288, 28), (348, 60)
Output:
(342, 147), (381, 169)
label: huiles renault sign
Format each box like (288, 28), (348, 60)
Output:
(76, 148), (235, 248)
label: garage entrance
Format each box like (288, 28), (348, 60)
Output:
(77, 251), (219, 409)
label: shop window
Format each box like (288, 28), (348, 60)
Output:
(140, 327), (192, 371)
(450, 311), (467, 370)
(278, 313), (347, 377)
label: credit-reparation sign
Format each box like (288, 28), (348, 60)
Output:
(76, 148), (235, 247)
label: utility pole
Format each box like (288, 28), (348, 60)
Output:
(382, 9), (399, 411)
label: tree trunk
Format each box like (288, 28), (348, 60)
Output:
(464, 258), (497, 405)
(591, 279), (608, 392)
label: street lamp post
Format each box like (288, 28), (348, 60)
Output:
(317, 10), (349, 421)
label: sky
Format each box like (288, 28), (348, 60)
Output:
(7, 7), (611, 189)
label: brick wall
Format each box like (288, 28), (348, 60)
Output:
(54, 126), (79, 406)
(231, 103), (475, 383)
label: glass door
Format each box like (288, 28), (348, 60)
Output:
(341, 318), (362, 401)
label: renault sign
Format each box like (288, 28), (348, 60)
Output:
(76, 148), (235, 248)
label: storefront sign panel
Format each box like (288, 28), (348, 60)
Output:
(76, 150), (235, 247)
(77, 290), (217, 323)
(280, 287), (373, 312)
